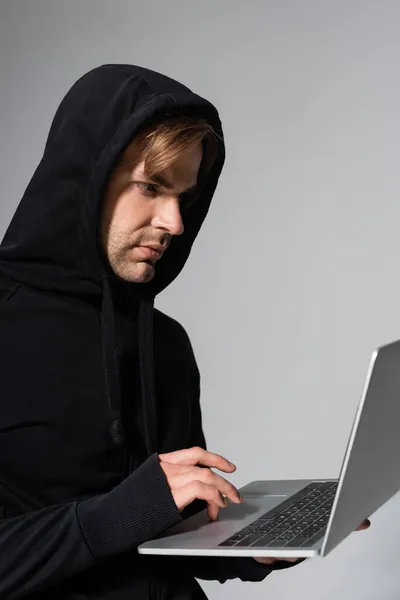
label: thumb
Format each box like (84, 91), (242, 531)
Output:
(356, 519), (371, 531)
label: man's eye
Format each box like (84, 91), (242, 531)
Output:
(136, 182), (158, 195)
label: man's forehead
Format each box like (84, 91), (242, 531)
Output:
(119, 138), (142, 162)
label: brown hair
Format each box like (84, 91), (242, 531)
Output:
(118, 116), (222, 198)
(136, 116), (221, 179)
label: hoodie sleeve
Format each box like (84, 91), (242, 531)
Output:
(0, 453), (182, 599)
(171, 329), (305, 583)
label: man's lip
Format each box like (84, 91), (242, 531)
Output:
(136, 245), (163, 260)
(142, 244), (166, 252)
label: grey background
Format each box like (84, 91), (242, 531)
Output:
(1, 1), (399, 598)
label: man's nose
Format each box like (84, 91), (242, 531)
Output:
(152, 199), (184, 236)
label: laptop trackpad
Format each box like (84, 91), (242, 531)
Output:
(160, 494), (287, 538)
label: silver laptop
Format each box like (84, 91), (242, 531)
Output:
(139, 339), (400, 559)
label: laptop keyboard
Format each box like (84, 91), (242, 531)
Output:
(219, 481), (338, 548)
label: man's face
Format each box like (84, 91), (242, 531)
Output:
(100, 140), (203, 283)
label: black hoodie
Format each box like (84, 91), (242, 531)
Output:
(0, 64), (298, 599)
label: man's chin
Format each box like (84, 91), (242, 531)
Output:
(126, 261), (155, 284)
(109, 256), (156, 284)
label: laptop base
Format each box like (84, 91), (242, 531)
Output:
(138, 478), (337, 558)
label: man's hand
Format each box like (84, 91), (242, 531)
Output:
(253, 518), (371, 565)
(158, 447), (243, 519)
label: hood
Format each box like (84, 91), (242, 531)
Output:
(0, 64), (225, 455)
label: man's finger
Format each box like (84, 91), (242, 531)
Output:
(253, 556), (302, 564)
(159, 447), (236, 472)
(355, 518), (371, 531)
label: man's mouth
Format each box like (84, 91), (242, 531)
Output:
(135, 246), (162, 260)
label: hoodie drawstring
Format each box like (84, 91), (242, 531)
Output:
(101, 276), (157, 456)
(138, 297), (157, 455)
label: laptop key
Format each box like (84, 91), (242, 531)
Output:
(239, 529), (257, 536)
(235, 533), (265, 546)
(267, 538), (291, 547)
(284, 536), (309, 547)
(218, 541), (236, 546)
(251, 535), (276, 547)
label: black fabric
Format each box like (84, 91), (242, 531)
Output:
(0, 65), (300, 599)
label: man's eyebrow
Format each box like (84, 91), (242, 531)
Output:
(137, 170), (198, 193)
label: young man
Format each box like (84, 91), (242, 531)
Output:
(0, 64), (369, 599)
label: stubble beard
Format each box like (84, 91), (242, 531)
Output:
(107, 243), (155, 284)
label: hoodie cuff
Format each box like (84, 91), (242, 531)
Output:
(231, 557), (306, 582)
(77, 453), (182, 559)
(267, 557), (307, 570)
(230, 557), (274, 582)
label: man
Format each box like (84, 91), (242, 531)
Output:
(0, 64), (369, 599)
